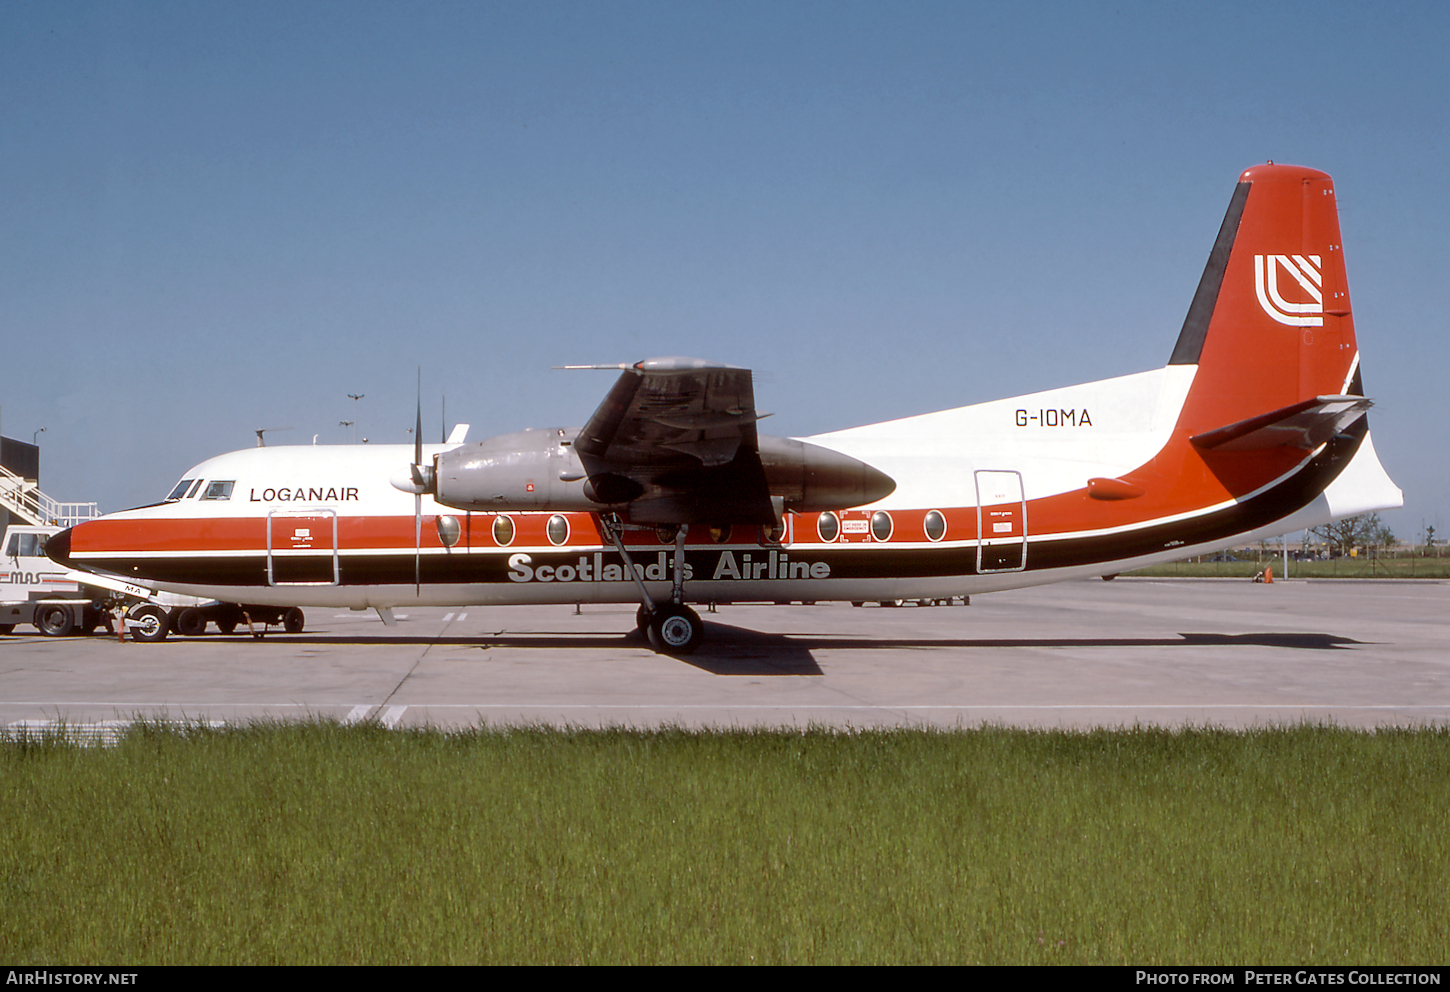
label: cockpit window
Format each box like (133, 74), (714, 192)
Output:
(166, 479), (195, 502)
(200, 481), (235, 501)
(186, 479), (205, 498)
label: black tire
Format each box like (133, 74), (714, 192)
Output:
(128, 605), (169, 643)
(636, 604), (654, 633)
(175, 608), (209, 637)
(216, 619), (238, 635)
(282, 607), (305, 634)
(0, 623), (15, 635)
(648, 604), (703, 655)
(37, 605), (75, 637)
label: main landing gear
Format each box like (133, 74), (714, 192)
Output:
(640, 602), (704, 654)
(607, 515), (704, 655)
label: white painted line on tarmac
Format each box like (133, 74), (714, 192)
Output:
(342, 705), (374, 724)
(442, 613), (455, 622)
(381, 705), (407, 727)
(339, 703), (1450, 712)
(4, 702), (1450, 712)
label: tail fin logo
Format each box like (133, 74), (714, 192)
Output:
(1254, 254), (1323, 326)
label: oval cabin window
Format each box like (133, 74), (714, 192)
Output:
(924, 510), (946, 542)
(870, 511), (893, 542)
(817, 512), (839, 543)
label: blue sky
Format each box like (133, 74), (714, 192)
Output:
(3, 1), (1447, 541)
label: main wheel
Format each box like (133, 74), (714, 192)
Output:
(648, 604), (703, 655)
(282, 607), (305, 634)
(127, 604), (169, 642)
(37, 605), (75, 637)
(0, 624), (15, 635)
(636, 604), (654, 633)
(175, 608), (208, 637)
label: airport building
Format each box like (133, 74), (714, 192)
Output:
(0, 434), (96, 530)
(0, 434), (41, 531)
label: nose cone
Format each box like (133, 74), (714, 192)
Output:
(44, 527), (73, 568)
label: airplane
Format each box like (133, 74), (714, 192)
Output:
(46, 163), (1402, 654)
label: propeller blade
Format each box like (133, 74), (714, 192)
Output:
(415, 369), (423, 470)
(415, 368), (423, 597)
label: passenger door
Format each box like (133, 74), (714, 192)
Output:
(975, 470), (1026, 573)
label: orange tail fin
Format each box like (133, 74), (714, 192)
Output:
(1170, 164), (1359, 436)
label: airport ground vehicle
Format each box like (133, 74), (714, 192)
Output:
(3, 524), (305, 639)
(1, 525), (108, 635)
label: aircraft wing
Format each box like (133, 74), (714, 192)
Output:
(575, 358), (764, 467)
(574, 358), (779, 524)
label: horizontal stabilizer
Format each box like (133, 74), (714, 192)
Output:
(1190, 395), (1372, 453)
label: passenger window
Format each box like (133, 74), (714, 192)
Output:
(817, 512), (840, 543)
(870, 511), (894, 542)
(924, 510), (946, 542)
(200, 481), (235, 500)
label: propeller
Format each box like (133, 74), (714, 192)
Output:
(414, 371), (423, 595)
(387, 370), (443, 596)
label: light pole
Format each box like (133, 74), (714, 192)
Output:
(33, 428), (44, 445)
(347, 394), (364, 443)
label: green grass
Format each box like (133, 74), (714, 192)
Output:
(1128, 555), (1450, 579)
(3, 722), (1447, 964)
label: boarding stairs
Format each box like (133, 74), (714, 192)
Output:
(0, 462), (98, 527)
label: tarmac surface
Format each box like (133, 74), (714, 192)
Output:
(3, 577), (1448, 736)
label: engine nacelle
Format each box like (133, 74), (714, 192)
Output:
(431, 429), (598, 512)
(757, 435), (896, 512)
(417, 428), (895, 517)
